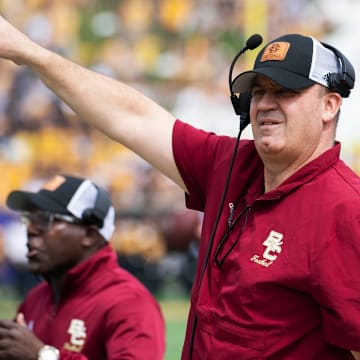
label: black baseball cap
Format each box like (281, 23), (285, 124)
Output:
(231, 34), (348, 94)
(6, 174), (115, 241)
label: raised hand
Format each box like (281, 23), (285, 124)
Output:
(0, 15), (48, 65)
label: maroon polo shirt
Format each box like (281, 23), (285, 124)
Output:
(173, 119), (360, 359)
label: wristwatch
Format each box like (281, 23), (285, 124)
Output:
(38, 345), (60, 360)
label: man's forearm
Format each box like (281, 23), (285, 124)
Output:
(352, 350), (360, 359)
(30, 51), (183, 189)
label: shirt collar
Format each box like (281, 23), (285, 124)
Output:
(246, 142), (341, 203)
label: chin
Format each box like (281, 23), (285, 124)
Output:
(255, 139), (283, 155)
(28, 261), (46, 275)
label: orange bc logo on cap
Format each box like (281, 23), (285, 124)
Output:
(260, 41), (290, 62)
(42, 175), (66, 191)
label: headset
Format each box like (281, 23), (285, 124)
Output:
(188, 34), (263, 359)
(229, 33), (263, 131)
(321, 42), (355, 98)
(82, 186), (111, 228)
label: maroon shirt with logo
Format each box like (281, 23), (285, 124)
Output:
(17, 245), (165, 360)
(173, 120), (360, 359)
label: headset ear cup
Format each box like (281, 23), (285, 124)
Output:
(230, 92), (251, 116)
(321, 42), (355, 98)
(327, 73), (350, 98)
(327, 73), (340, 91)
(230, 94), (242, 115)
(239, 92), (251, 114)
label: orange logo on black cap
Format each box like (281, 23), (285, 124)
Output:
(42, 175), (66, 191)
(260, 41), (290, 62)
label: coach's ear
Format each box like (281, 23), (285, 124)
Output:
(83, 225), (106, 248)
(322, 91), (342, 124)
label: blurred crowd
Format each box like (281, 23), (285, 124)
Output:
(0, 0), (343, 298)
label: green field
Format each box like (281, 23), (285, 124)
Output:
(161, 300), (189, 359)
(0, 285), (189, 360)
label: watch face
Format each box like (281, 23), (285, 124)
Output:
(38, 346), (59, 360)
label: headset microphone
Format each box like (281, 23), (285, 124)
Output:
(197, 33), (264, 286)
(228, 34), (263, 131)
(188, 34), (264, 358)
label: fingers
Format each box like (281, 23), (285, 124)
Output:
(0, 319), (22, 339)
(0, 313), (27, 330)
(0, 319), (15, 330)
(16, 313), (27, 327)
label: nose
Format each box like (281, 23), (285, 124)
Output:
(26, 229), (44, 250)
(26, 221), (45, 243)
(26, 233), (43, 251)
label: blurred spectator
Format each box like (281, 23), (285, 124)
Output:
(159, 209), (202, 294)
(112, 216), (166, 295)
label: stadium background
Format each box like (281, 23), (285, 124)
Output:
(0, 0), (359, 359)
